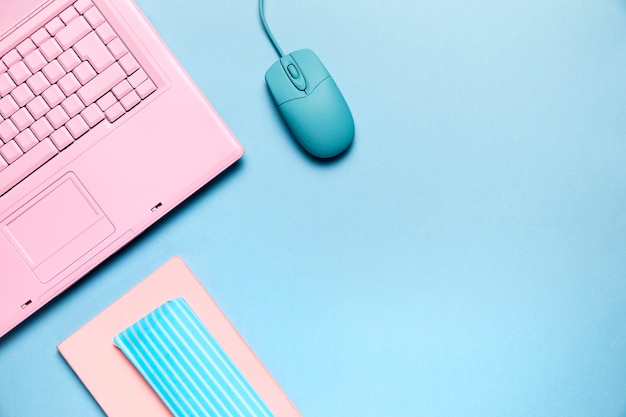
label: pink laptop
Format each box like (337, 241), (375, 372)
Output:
(0, 0), (243, 338)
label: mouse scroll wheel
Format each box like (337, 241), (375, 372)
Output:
(287, 64), (300, 79)
(280, 56), (307, 91)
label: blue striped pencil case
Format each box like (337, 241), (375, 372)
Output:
(114, 298), (274, 417)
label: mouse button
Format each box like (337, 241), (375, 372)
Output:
(265, 60), (306, 105)
(280, 55), (307, 91)
(290, 49), (330, 91)
(279, 77), (354, 158)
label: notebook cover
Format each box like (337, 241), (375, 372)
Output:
(57, 257), (301, 417)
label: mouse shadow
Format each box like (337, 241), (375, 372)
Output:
(303, 140), (355, 165)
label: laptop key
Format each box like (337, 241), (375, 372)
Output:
(112, 80), (132, 99)
(136, 79), (156, 99)
(0, 140), (23, 164)
(26, 72), (51, 95)
(23, 50), (47, 73)
(74, 32), (115, 73)
(73, 61), (96, 84)
(16, 39), (36, 57)
(61, 94), (85, 118)
(66, 116), (89, 138)
(96, 92), (116, 111)
(120, 90), (139, 111)
(128, 69), (147, 88)
(10, 108), (35, 131)
(0, 138), (58, 195)
(56, 16), (91, 50)
(106, 38), (127, 59)
(2, 50), (21, 67)
(45, 17), (65, 36)
(0, 96), (19, 119)
(118, 54), (139, 75)
(81, 103), (104, 127)
(40, 38), (63, 61)
(50, 127), (74, 150)
(74, 0), (94, 14)
(30, 118), (54, 140)
(42, 60), (66, 84)
(58, 49), (81, 72)
(8, 61), (32, 84)
(0, 119), (19, 142)
(77, 62), (124, 105)
(46, 106), (70, 129)
(42, 85), (65, 108)
(59, 7), (79, 25)
(26, 96), (51, 119)
(11, 84), (35, 107)
(0, 72), (17, 96)
(58, 73), (81, 96)
(95, 23), (116, 44)
(15, 129), (38, 152)
(84, 8), (105, 29)
(104, 102), (124, 122)
(31, 28), (50, 47)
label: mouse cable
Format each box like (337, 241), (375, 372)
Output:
(259, 0), (285, 57)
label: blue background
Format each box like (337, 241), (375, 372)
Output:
(2, 0), (626, 415)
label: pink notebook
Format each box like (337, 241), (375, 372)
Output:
(57, 257), (301, 417)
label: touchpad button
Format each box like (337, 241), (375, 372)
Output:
(2, 173), (114, 284)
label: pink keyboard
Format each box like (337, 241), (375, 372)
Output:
(0, 0), (157, 196)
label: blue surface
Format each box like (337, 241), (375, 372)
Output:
(2, 0), (626, 416)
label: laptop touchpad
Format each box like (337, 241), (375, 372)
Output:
(2, 173), (114, 284)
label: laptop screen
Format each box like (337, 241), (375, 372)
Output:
(1, 0), (52, 40)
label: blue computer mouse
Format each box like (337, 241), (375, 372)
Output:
(265, 49), (354, 159)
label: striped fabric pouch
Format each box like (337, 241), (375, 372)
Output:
(114, 298), (274, 417)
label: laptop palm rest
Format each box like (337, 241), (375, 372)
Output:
(2, 173), (114, 284)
